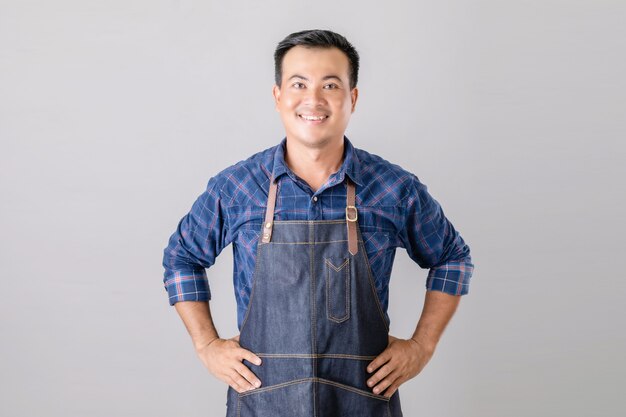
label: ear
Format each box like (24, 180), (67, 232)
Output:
(272, 84), (281, 111)
(350, 87), (359, 113)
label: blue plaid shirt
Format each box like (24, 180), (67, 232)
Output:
(163, 137), (473, 329)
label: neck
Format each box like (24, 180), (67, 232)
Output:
(284, 137), (345, 192)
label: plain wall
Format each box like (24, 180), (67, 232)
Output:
(1, 1), (624, 416)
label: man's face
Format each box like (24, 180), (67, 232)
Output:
(273, 46), (358, 149)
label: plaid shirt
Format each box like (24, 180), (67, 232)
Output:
(162, 137), (474, 329)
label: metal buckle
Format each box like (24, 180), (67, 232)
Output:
(345, 205), (358, 222)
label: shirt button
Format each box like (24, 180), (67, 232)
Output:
(312, 196), (318, 202)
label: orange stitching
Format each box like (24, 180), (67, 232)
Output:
(255, 353), (376, 360)
(237, 377), (390, 402)
(358, 232), (390, 332)
(325, 258), (350, 323)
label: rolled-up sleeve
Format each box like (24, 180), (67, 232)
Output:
(401, 175), (474, 295)
(162, 176), (229, 305)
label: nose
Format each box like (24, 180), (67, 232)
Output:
(304, 86), (326, 106)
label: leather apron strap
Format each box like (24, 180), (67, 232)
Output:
(346, 178), (358, 256)
(261, 174), (279, 244)
(260, 174), (359, 256)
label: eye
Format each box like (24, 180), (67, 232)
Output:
(323, 83), (339, 90)
(292, 82), (306, 89)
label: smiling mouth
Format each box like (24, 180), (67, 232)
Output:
(298, 114), (329, 121)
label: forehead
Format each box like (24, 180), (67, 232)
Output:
(281, 46), (350, 80)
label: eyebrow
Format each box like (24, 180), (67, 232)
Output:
(288, 74), (344, 83)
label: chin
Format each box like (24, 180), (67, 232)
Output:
(291, 132), (340, 149)
(301, 137), (334, 149)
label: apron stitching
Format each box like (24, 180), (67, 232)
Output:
(316, 377), (391, 402)
(237, 224), (267, 334)
(325, 258), (351, 323)
(239, 377), (311, 395)
(254, 353), (376, 360)
(237, 377), (390, 402)
(345, 260), (350, 322)
(309, 222), (318, 417)
(358, 238), (390, 332)
(324, 258), (349, 271)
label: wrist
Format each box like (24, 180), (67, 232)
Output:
(410, 336), (436, 355)
(195, 337), (219, 354)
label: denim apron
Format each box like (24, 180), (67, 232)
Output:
(226, 174), (403, 417)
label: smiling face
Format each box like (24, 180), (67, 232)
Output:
(273, 46), (358, 150)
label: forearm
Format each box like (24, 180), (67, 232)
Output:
(411, 290), (461, 353)
(174, 300), (220, 352)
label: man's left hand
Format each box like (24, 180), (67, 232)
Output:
(366, 335), (434, 398)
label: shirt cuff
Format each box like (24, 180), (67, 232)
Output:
(164, 270), (211, 305)
(426, 259), (474, 295)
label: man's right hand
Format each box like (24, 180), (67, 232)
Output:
(196, 334), (263, 393)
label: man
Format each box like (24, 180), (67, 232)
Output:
(163, 29), (473, 416)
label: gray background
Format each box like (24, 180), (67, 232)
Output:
(1, 1), (624, 416)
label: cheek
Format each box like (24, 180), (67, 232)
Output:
(278, 99), (297, 119)
(282, 94), (299, 108)
(332, 96), (353, 112)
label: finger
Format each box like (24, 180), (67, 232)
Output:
(224, 375), (244, 394)
(372, 370), (400, 395)
(239, 348), (262, 366)
(367, 363), (394, 388)
(234, 362), (262, 389)
(229, 369), (255, 392)
(367, 350), (391, 374)
(383, 382), (400, 398)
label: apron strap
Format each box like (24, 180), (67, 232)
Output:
(346, 178), (359, 256)
(261, 174), (278, 244)
(261, 173), (359, 257)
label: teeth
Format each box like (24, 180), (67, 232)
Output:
(300, 115), (327, 121)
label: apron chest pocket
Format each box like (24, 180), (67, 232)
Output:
(325, 257), (351, 323)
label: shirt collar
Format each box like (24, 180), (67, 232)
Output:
(271, 136), (363, 187)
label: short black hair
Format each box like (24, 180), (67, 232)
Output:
(274, 29), (360, 89)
